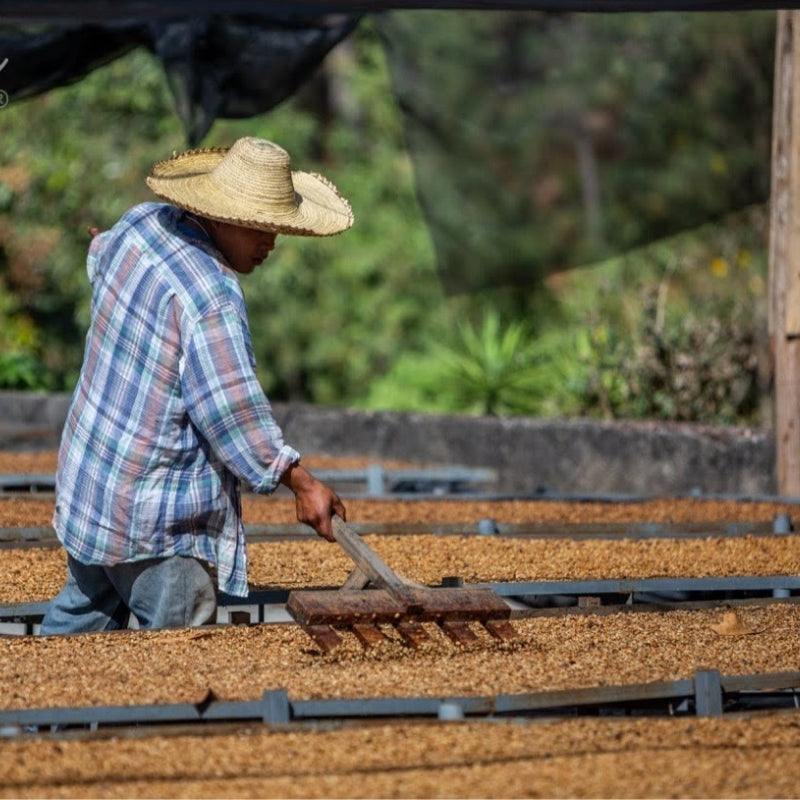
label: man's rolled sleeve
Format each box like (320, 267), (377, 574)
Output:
(181, 305), (299, 492)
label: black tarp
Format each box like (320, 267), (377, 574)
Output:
(0, 1), (797, 17)
(0, 14), (361, 143)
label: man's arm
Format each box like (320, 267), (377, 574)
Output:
(280, 462), (346, 541)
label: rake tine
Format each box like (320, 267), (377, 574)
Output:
(351, 622), (388, 648)
(482, 619), (518, 641)
(305, 624), (344, 654)
(395, 621), (431, 648)
(439, 620), (480, 645)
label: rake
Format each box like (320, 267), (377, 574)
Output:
(286, 516), (517, 653)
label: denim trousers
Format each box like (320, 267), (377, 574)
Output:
(39, 553), (218, 635)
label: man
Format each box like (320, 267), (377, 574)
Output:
(40, 137), (353, 634)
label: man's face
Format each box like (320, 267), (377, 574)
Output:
(208, 220), (278, 274)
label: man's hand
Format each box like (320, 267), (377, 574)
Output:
(280, 463), (346, 541)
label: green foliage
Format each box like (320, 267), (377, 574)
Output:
(366, 203), (769, 424)
(436, 311), (539, 416)
(0, 14), (778, 427)
(576, 298), (762, 424)
(0, 352), (51, 390)
(0, 22), (442, 401)
(0, 45), (186, 388)
(365, 303), (587, 418)
(377, 10), (775, 293)
(551, 205), (770, 424)
(200, 24), (441, 404)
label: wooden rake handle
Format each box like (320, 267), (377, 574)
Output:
(331, 516), (419, 603)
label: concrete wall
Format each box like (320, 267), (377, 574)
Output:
(1, 391), (776, 497)
(275, 403), (776, 497)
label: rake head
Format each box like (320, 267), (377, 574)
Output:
(286, 516), (518, 653)
(287, 584), (517, 653)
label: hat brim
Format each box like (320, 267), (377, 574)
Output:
(146, 147), (354, 237)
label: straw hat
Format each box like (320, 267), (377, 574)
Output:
(146, 137), (354, 236)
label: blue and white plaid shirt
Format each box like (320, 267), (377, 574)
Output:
(52, 202), (300, 597)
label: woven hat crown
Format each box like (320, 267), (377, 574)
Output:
(210, 139), (298, 216)
(146, 137), (353, 236)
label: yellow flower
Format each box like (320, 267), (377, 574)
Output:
(710, 256), (729, 278)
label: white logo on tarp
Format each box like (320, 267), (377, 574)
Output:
(0, 59), (8, 109)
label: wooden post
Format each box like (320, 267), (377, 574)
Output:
(769, 10), (800, 496)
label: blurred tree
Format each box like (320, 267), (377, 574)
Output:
(0, 21), (442, 403)
(377, 10), (775, 296)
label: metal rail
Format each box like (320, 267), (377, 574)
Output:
(4, 467), (800, 506)
(0, 465), (498, 497)
(0, 515), (794, 547)
(485, 574), (800, 597)
(2, 574), (798, 630)
(1, 669), (799, 734)
(0, 473), (55, 494)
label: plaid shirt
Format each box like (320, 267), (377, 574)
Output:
(52, 202), (299, 597)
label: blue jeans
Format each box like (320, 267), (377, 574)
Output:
(39, 554), (218, 635)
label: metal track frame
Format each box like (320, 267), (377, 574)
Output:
(2, 574), (798, 630)
(2, 574), (799, 629)
(2, 669), (799, 734)
(0, 515), (794, 547)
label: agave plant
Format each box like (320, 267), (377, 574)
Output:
(438, 309), (540, 416)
